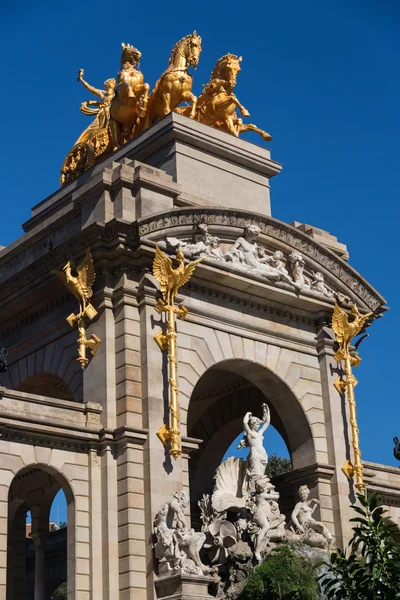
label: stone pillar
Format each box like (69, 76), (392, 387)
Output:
(6, 505), (27, 600)
(317, 325), (354, 548)
(138, 278), (185, 600)
(30, 532), (48, 600)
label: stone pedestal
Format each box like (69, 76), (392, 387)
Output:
(155, 574), (216, 600)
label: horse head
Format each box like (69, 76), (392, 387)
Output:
(211, 54), (242, 89)
(184, 31), (202, 69)
(121, 43), (142, 68)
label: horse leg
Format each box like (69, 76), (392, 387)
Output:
(109, 118), (121, 150)
(231, 93), (250, 117)
(239, 123), (272, 142)
(139, 83), (150, 117)
(181, 91), (197, 119)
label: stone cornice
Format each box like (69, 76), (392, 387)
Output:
(137, 208), (385, 312)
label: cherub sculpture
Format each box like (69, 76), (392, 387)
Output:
(291, 485), (333, 548)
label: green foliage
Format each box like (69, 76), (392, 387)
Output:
(320, 492), (400, 599)
(51, 582), (67, 600)
(238, 545), (319, 600)
(266, 454), (292, 479)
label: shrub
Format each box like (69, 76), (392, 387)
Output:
(238, 545), (319, 600)
(319, 492), (400, 599)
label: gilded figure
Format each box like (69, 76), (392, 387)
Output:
(74, 69), (116, 146)
(181, 54), (271, 142)
(143, 32), (202, 128)
(109, 43), (150, 148)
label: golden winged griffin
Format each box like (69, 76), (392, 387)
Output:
(152, 246), (203, 459)
(331, 302), (372, 356)
(54, 249), (101, 369)
(61, 33), (272, 185)
(153, 246), (203, 307)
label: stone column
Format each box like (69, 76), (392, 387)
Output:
(6, 505), (27, 600)
(317, 325), (354, 548)
(30, 532), (48, 600)
(138, 279), (184, 600)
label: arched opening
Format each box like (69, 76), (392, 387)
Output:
(7, 466), (74, 600)
(187, 360), (315, 524)
(16, 373), (75, 402)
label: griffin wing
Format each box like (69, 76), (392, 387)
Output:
(331, 302), (348, 342)
(54, 269), (81, 302)
(153, 245), (173, 296)
(353, 311), (373, 338)
(179, 257), (203, 287)
(76, 249), (96, 301)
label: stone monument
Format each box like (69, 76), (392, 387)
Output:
(0, 31), (399, 600)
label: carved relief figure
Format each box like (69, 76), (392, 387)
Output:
(74, 69), (116, 146)
(288, 251), (308, 288)
(144, 32), (202, 128)
(227, 225), (300, 288)
(291, 485), (333, 548)
(310, 271), (333, 297)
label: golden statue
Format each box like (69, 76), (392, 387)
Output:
(60, 34), (276, 187)
(54, 248), (96, 319)
(153, 245), (203, 307)
(143, 32), (202, 129)
(109, 43), (150, 149)
(180, 54), (271, 142)
(152, 246), (203, 459)
(332, 303), (371, 356)
(54, 249), (100, 369)
(331, 302), (373, 492)
(75, 69), (116, 146)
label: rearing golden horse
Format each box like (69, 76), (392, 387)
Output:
(143, 32), (202, 128)
(189, 54), (272, 142)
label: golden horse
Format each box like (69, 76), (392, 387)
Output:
(110, 43), (150, 148)
(187, 54), (272, 142)
(143, 32), (202, 128)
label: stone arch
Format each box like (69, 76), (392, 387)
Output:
(1, 334), (83, 402)
(16, 373), (75, 401)
(186, 359), (317, 516)
(177, 324), (327, 457)
(6, 464), (76, 600)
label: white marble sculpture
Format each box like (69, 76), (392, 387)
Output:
(248, 476), (286, 562)
(238, 403), (270, 482)
(154, 490), (208, 576)
(160, 223), (349, 303)
(291, 485), (333, 549)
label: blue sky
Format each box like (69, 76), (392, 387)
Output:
(2, 0), (400, 528)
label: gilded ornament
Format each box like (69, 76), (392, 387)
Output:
(179, 54), (271, 142)
(60, 33), (278, 186)
(109, 43), (150, 149)
(152, 245), (203, 459)
(331, 302), (372, 492)
(54, 249), (101, 369)
(143, 32), (202, 129)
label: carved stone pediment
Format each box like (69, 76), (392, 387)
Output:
(137, 208), (385, 314)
